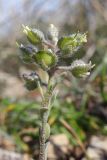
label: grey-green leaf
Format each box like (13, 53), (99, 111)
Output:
(45, 123), (50, 141)
(47, 24), (58, 45)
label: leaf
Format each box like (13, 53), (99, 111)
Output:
(45, 123), (50, 141)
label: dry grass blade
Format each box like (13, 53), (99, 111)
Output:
(59, 118), (92, 160)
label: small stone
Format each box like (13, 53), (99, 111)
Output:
(82, 136), (107, 160)
(48, 134), (71, 159)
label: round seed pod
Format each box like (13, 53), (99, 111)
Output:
(23, 72), (40, 90)
(57, 33), (87, 58)
(33, 50), (58, 70)
(18, 44), (37, 63)
(71, 60), (94, 78)
(58, 36), (75, 57)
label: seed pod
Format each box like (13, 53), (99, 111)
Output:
(57, 33), (87, 58)
(23, 72), (40, 90)
(33, 50), (58, 70)
(47, 24), (58, 45)
(71, 60), (94, 78)
(18, 43), (37, 63)
(23, 25), (45, 45)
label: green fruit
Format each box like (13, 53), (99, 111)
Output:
(18, 44), (36, 63)
(23, 72), (40, 90)
(57, 33), (87, 58)
(33, 50), (58, 70)
(71, 60), (94, 78)
(23, 25), (45, 45)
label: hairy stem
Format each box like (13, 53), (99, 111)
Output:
(39, 85), (53, 160)
(39, 111), (48, 160)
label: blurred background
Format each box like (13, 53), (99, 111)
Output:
(0, 0), (107, 159)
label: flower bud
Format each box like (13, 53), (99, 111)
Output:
(47, 24), (58, 45)
(18, 43), (37, 63)
(33, 50), (58, 70)
(57, 32), (87, 58)
(23, 25), (45, 45)
(71, 60), (94, 78)
(23, 72), (40, 90)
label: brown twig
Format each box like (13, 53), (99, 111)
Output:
(59, 118), (91, 160)
(90, 0), (107, 22)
